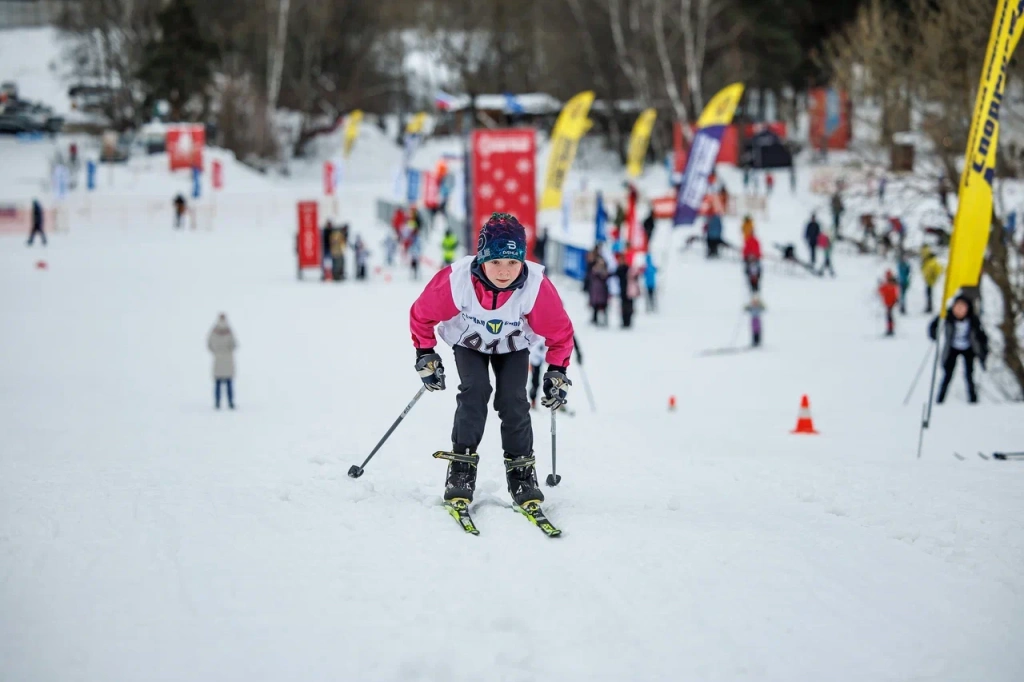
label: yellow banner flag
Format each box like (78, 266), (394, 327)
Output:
(626, 108), (658, 178)
(697, 83), (745, 128)
(540, 90), (595, 210)
(942, 0), (1024, 315)
(406, 112), (428, 135)
(343, 110), (363, 158)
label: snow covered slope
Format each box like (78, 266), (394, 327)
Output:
(2, 151), (1023, 682)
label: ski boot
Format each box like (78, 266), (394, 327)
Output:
(432, 447), (480, 502)
(504, 453), (544, 506)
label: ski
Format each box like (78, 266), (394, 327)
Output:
(992, 451), (1024, 461)
(443, 499), (479, 535)
(514, 501), (562, 538)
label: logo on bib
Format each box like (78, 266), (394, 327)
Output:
(486, 319), (504, 334)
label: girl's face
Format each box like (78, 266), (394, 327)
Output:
(483, 259), (523, 288)
(952, 300), (969, 319)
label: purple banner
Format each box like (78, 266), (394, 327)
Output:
(673, 124), (726, 226)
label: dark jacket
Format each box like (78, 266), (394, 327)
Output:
(928, 298), (989, 364)
(588, 260), (609, 308)
(805, 219), (821, 244)
(32, 200), (43, 230)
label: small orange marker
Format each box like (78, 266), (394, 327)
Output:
(668, 395), (677, 411)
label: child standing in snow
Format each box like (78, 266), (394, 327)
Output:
(897, 254), (912, 314)
(745, 296), (765, 347)
(643, 252), (658, 312)
(409, 213), (575, 509)
(354, 236), (369, 280)
(818, 231), (835, 277)
(878, 270), (900, 336)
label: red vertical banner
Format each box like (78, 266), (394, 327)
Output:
(470, 129), (537, 259)
(167, 125), (205, 171)
(808, 88), (850, 150)
(211, 160), (223, 190)
(422, 170), (440, 210)
(297, 201), (321, 270)
(323, 162), (335, 196)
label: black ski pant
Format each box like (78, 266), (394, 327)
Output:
(937, 349), (977, 403)
(925, 285), (934, 313)
(807, 241), (818, 267)
(27, 226), (46, 246)
(621, 297), (635, 328)
(452, 346), (532, 456)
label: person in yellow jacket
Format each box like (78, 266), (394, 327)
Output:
(741, 214), (755, 241)
(920, 245), (944, 313)
(441, 227), (459, 266)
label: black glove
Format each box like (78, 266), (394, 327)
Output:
(541, 366), (572, 409)
(415, 350), (446, 391)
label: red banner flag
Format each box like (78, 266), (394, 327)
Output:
(471, 129), (537, 259)
(423, 170), (441, 210)
(167, 125), (205, 171)
(297, 201), (321, 270)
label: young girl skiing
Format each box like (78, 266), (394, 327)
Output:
(409, 213), (574, 518)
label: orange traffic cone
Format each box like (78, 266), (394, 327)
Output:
(791, 394), (818, 434)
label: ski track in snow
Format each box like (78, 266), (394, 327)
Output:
(1, 134), (1023, 679)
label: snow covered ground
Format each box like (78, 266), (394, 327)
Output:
(2, 124), (1024, 681)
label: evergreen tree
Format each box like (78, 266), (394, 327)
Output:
(138, 0), (219, 121)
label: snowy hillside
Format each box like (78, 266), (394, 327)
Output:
(3, 26), (1024, 682)
(3, 129), (1024, 681)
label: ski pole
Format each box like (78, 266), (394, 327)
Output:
(545, 407), (561, 486)
(903, 343), (934, 405)
(579, 364), (597, 413)
(348, 386), (426, 478)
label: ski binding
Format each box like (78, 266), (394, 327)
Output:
(515, 501), (562, 537)
(443, 498), (479, 535)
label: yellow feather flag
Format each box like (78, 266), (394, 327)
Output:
(696, 83), (745, 128)
(626, 108), (658, 178)
(540, 90), (595, 210)
(405, 112), (428, 135)
(343, 110), (363, 158)
(942, 0), (1024, 316)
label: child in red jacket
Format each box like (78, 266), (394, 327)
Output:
(878, 270), (900, 336)
(410, 213), (575, 510)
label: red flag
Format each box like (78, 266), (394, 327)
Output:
(297, 201), (321, 269)
(471, 129), (537, 259)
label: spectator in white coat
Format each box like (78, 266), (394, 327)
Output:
(207, 313), (237, 409)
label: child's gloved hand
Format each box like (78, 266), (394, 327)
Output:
(415, 351), (446, 391)
(541, 367), (571, 409)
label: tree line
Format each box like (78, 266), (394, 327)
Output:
(56, 0), (875, 160)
